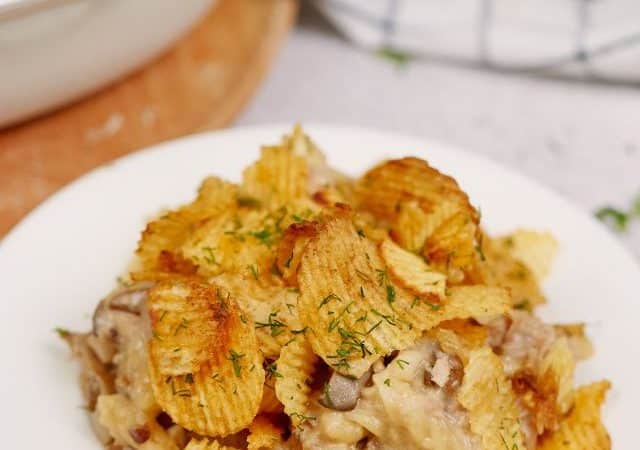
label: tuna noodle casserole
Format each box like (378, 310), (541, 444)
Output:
(60, 126), (610, 450)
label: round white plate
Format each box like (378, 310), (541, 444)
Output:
(0, 124), (636, 448)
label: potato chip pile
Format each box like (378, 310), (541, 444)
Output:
(70, 126), (611, 450)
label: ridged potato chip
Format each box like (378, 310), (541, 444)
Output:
(247, 415), (283, 450)
(212, 273), (305, 359)
(511, 337), (576, 436)
(275, 221), (319, 285)
(458, 347), (525, 450)
(297, 214), (421, 376)
(427, 319), (487, 364)
(298, 214), (510, 376)
(474, 234), (546, 308)
(357, 157), (480, 278)
(275, 336), (318, 427)
(136, 177), (237, 277)
(541, 337), (575, 415)
(148, 279), (265, 437)
(357, 157), (475, 222)
(390, 200), (432, 252)
(554, 323), (594, 361)
(539, 381), (611, 450)
(496, 229), (558, 280)
(423, 210), (479, 281)
(241, 141), (309, 209)
(184, 438), (238, 450)
(380, 238), (446, 298)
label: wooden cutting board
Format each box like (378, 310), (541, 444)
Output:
(0, 0), (297, 238)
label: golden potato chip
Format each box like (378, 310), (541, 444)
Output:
(148, 279), (264, 437)
(458, 347), (525, 450)
(276, 221), (319, 285)
(213, 273), (304, 359)
(297, 214), (422, 376)
(241, 140), (309, 209)
(496, 229), (558, 280)
(405, 285), (511, 331)
(136, 177), (237, 276)
(427, 319), (487, 364)
(475, 235), (546, 308)
(539, 381), (611, 450)
(540, 337), (575, 415)
(148, 280), (234, 375)
(298, 214), (509, 376)
(247, 415), (283, 450)
(275, 336), (318, 427)
(424, 210), (479, 281)
(184, 438), (238, 450)
(380, 238), (446, 298)
(554, 323), (594, 361)
(390, 200), (432, 252)
(357, 157), (476, 223)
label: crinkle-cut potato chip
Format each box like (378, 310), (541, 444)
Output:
(539, 381), (611, 450)
(554, 323), (594, 361)
(458, 347), (525, 450)
(247, 415), (283, 450)
(212, 273), (304, 359)
(275, 336), (318, 427)
(241, 140), (309, 209)
(276, 221), (319, 286)
(357, 157), (476, 222)
(496, 229), (558, 280)
(380, 238), (446, 298)
(390, 200), (432, 252)
(511, 337), (576, 436)
(180, 199), (320, 279)
(474, 234), (547, 309)
(297, 214), (422, 376)
(96, 394), (179, 450)
(540, 337), (575, 415)
(424, 210), (479, 282)
(184, 438), (239, 450)
(427, 319), (487, 364)
(297, 213), (509, 376)
(135, 176), (238, 277)
(148, 279), (264, 437)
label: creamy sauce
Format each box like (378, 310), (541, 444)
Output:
(298, 339), (480, 450)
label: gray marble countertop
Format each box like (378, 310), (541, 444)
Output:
(237, 6), (640, 259)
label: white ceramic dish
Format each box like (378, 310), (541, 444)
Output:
(0, 0), (214, 128)
(0, 124), (637, 448)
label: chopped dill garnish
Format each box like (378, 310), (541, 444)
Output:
(265, 362), (282, 380)
(255, 312), (287, 337)
(248, 264), (260, 280)
(54, 327), (70, 338)
(595, 207), (628, 231)
(237, 195), (262, 208)
(396, 359), (410, 369)
(318, 293), (342, 309)
(227, 350), (245, 378)
(376, 46), (411, 67)
(386, 284), (396, 305)
(383, 378), (391, 386)
(202, 246), (219, 265)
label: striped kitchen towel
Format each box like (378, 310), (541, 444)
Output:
(313, 0), (640, 82)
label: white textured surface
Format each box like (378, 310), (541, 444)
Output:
(238, 9), (640, 258)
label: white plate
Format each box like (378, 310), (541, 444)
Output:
(0, 124), (637, 449)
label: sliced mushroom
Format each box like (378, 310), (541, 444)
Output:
(320, 369), (371, 411)
(67, 333), (115, 410)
